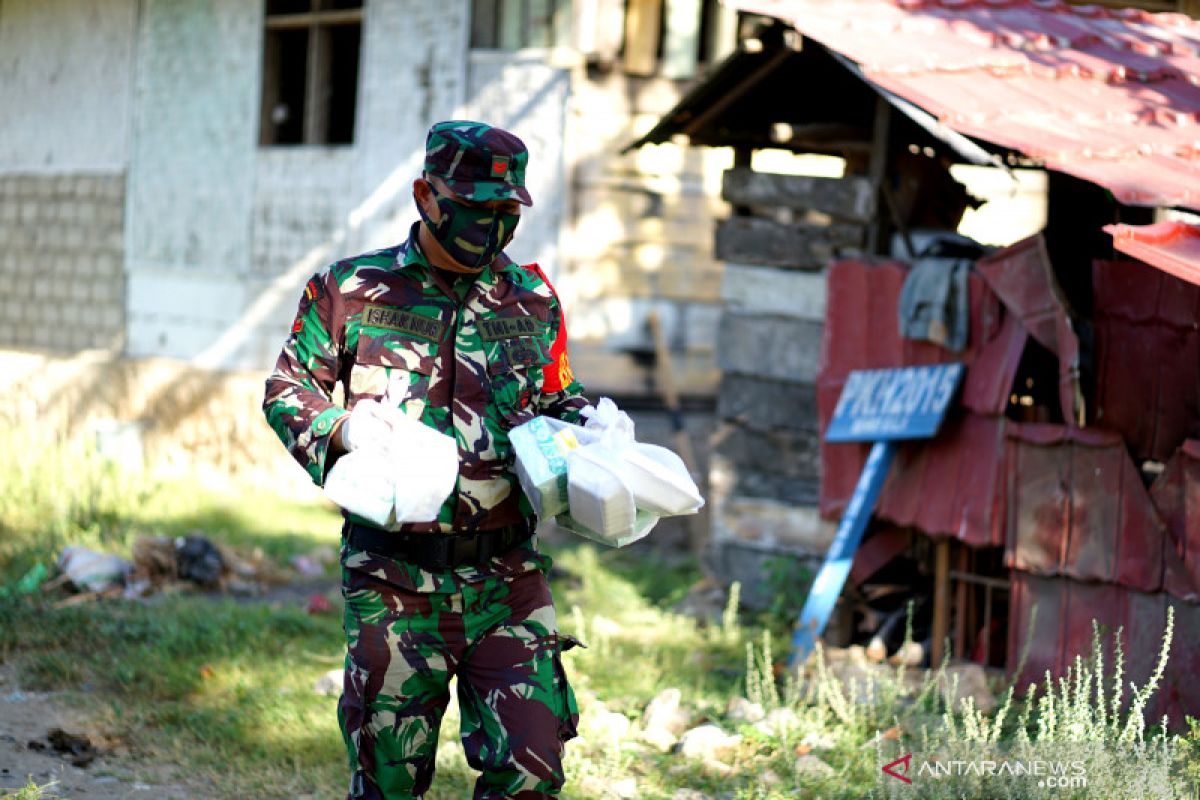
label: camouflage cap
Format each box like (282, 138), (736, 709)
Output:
(424, 120), (532, 206)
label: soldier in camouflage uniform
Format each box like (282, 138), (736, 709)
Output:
(263, 121), (587, 799)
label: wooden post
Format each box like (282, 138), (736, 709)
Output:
(931, 538), (951, 667)
(865, 95), (891, 255)
(952, 546), (968, 660)
(647, 311), (705, 558)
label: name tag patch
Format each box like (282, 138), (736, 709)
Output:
(479, 316), (547, 341)
(363, 305), (446, 342)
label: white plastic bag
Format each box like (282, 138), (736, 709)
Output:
(58, 546), (129, 592)
(323, 403), (458, 528)
(611, 443), (704, 516)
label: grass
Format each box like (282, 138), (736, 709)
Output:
(1, 429), (1198, 798)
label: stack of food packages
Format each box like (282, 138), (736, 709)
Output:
(511, 400), (704, 547)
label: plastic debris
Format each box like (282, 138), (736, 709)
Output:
(57, 547), (129, 593)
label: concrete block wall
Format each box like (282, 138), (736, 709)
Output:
(0, 173), (126, 352)
(557, 71), (730, 396)
(710, 259), (835, 608)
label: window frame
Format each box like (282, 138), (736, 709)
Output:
(259, 1), (365, 147)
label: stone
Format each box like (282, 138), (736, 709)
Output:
(794, 754), (835, 778)
(638, 726), (677, 753)
(939, 663), (997, 713)
(585, 708), (632, 743)
(643, 688), (690, 736)
(677, 724), (741, 760)
(612, 777), (638, 798)
(725, 696), (765, 724)
(313, 668), (343, 696)
(753, 708), (800, 738)
(799, 731), (837, 751)
(671, 790), (711, 800)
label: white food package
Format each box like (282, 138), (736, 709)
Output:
(323, 406), (458, 528)
(510, 416), (600, 518)
(557, 445), (662, 548)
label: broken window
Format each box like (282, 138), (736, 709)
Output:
(470, 0), (571, 49)
(260, 0), (363, 146)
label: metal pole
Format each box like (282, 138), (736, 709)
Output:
(789, 440), (896, 667)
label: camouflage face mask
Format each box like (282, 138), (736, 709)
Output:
(418, 183), (520, 270)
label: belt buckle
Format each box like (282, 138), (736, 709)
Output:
(424, 536), (451, 571)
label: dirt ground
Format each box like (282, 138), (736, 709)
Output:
(0, 664), (193, 799)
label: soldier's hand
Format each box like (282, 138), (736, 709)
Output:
(339, 399), (399, 452)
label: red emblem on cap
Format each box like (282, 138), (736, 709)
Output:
(491, 157), (507, 176)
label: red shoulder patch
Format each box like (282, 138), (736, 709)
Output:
(523, 263), (575, 393)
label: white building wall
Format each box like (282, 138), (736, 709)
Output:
(0, 0), (137, 172)
(0, 0), (135, 353)
(463, 51), (571, 275)
(126, 0), (473, 369)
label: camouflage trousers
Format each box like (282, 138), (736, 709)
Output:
(339, 556), (579, 799)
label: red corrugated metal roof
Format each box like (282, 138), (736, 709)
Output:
(727, 0), (1200, 209)
(1105, 221), (1200, 286)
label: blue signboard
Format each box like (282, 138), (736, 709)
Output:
(825, 363), (965, 443)
(789, 363), (964, 667)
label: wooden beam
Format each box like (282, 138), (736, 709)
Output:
(715, 217), (863, 269)
(931, 538), (951, 667)
(721, 167), (877, 223)
(624, 0), (663, 76)
(265, 10), (363, 29)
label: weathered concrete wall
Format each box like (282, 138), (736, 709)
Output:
(0, 175), (127, 352)
(557, 72), (729, 396)
(710, 244), (834, 608)
(0, 348), (321, 500)
(463, 51), (570, 274)
(0, 0), (138, 172)
(123, 0), (472, 370)
(0, 0), (134, 353)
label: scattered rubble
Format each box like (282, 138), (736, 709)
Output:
(725, 696), (765, 724)
(642, 687), (691, 735)
(677, 724), (741, 761)
(794, 753), (835, 778)
(314, 668), (343, 696)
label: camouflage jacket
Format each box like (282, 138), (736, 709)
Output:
(263, 223), (589, 538)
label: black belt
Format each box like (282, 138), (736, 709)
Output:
(344, 519), (536, 572)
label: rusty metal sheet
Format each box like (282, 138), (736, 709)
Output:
(976, 235), (1082, 426)
(1156, 440), (1200, 603)
(1006, 424), (1165, 593)
(1092, 260), (1200, 464)
(1106, 222), (1200, 288)
(820, 258), (1022, 528)
(878, 413), (1007, 547)
(1009, 573), (1200, 728)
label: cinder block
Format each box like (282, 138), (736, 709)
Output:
(717, 374), (820, 431)
(711, 422), (821, 481)
(716, 312), (824, 384)
(721, 263), (827, 322)
(713, 537), (821, 610)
